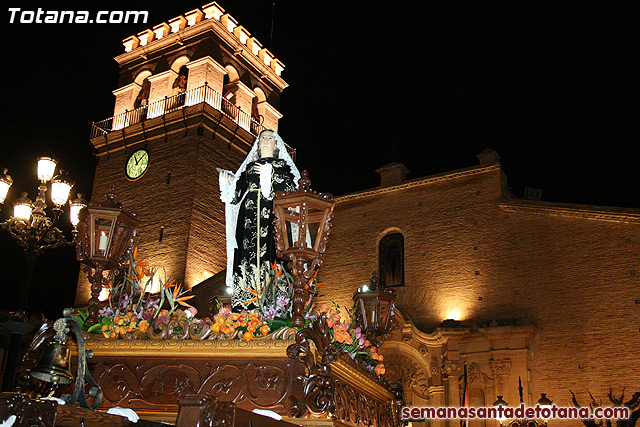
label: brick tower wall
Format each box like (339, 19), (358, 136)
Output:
(75, 125), (248, 306)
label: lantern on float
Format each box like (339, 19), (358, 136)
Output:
(272, 170), (334, 327)
(75, 187), (138, 322)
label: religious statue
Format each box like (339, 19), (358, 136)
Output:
(219, 130), (300, 311)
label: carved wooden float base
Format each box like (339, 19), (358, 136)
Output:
(80, 337), (306, 424)
(73, 324), (402, 427)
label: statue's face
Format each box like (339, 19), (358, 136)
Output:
(259, 131), (276, 157)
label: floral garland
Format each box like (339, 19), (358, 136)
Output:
(313, 303), (385, 376)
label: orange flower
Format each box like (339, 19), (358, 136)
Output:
(163, 277), (176, 289)
(317, 305), (330, 314)
(171, 283), (195, 308)
(243, 331), (253, 341)
(138, 320), (149, 333)
(375, 363), (385, 376)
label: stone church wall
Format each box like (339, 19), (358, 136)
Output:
(318, 162), (640, 413)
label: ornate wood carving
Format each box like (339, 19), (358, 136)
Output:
(19, 318), (403, 426)
(91, 358), (303, 416)
(62, 338), (306, 420)
(175, 394), (236, 427)
(0, 392), (166, 426)
(286, 313), (337, 416)
(331, 380), (398, 427)
(286, 314), (403, 426)
(0, 393), (57, 427)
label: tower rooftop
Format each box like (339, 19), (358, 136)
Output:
(116, 2), (286, 91)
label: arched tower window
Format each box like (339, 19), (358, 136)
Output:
(379, 232), (404, 287)
(221, 66), (240, 119)
(133, 70), (152, 109)
(169, 57), (190, 111)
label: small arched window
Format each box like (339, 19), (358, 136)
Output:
(379, 232), (404, 287)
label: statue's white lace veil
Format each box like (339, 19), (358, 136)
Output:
(233, 129), (300, 183)
(219, 129), (300, 290)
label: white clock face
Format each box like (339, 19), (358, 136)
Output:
(126, 149), (149, 180)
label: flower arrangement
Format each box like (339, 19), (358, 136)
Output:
(244, 260), (319, 326)
(313, 303), (385, 376)
(209, 307), (270, 341)
(81, 247), (199, 337)
(82, 247), (385, 379)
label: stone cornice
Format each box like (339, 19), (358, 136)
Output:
(112, 82), (138, 96)
(390, 310), (449, 347)
(336, 164), (501, 203)
(430, 325), (536, 344)
(499, 199), (640, 223)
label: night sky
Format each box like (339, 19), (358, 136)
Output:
(0, 1), (638, 317)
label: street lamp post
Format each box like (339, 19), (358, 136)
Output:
(0, 158), (85, 309)
(494, 377), (553, 427)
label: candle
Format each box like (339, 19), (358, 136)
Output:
(98, 232), (108, 251)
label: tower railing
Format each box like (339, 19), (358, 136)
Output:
(90, 84), (264, 139)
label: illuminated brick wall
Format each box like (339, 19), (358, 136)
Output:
(317, 160), (640, 408)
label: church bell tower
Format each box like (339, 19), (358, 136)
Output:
(76, 2), (289, 307)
